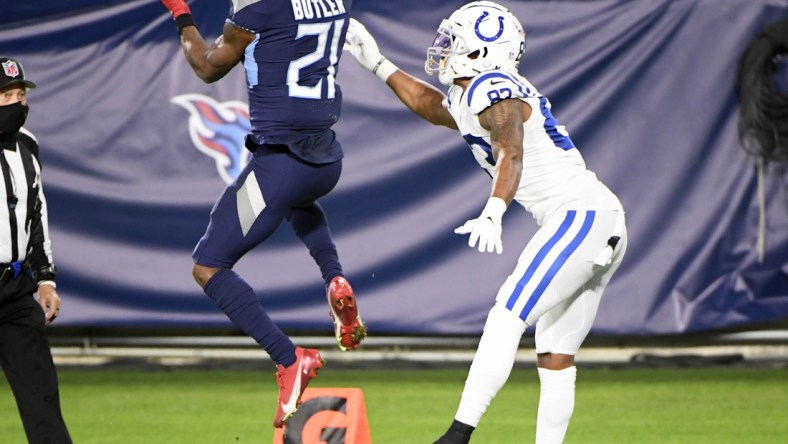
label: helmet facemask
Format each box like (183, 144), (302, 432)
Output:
(425, 20), (467, 86)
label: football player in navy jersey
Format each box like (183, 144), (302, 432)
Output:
(160, 0), (365, 428)
(344, 2), (627, 443)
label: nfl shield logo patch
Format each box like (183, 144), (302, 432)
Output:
(2, 60), (20, 78)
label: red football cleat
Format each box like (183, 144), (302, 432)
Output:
(273, 347), (324, 428)
(326, 276), (367, 351)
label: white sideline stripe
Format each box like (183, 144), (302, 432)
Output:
(47, 332), (788, 348)
(50, 345), (788, 366)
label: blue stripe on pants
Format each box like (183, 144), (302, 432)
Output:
(518, 211), (596, 321)
(505, 211), (577, 311)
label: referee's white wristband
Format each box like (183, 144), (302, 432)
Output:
(38, 280), (57, 289)
(372, 57), (398, 82)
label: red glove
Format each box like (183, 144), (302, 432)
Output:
(161, 0), (191, 19)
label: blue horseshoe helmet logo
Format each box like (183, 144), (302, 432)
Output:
(474, 11), (505, 42)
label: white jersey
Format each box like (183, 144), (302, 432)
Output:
(446, 69), (622, 225)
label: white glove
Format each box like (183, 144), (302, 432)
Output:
(343, 18), (398, 81)
(454, 197), (507, 254)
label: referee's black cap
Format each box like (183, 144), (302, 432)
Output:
(0, 57), (36, 90)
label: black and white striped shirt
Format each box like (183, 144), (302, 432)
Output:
(0, 127), (55, 280)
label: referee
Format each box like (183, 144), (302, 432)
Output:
(0, 57), (71, 443)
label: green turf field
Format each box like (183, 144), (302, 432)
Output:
(1, 366), (786, 443)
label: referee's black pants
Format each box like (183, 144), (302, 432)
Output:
(0, 273), (71, 444)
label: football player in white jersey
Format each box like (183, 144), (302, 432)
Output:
(344, 2), (627, 443)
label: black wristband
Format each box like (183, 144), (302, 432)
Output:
(31, 264), (57, 282)
(175, 13), (197, 33)
(372, 57), (387, 75)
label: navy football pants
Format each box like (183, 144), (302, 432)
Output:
(193, 144), (342, 272)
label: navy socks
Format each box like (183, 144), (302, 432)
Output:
(288, 204), (343, 284)
(204, 269), (296, 367)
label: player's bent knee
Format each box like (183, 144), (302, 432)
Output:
(192, 264), (221, 288)
(537, 352), (575, 370)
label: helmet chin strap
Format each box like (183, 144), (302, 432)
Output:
(439, 63), (458, 85)
(438, 71), (454, 86)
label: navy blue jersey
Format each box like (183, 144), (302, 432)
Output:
(227, 0), (351, 163)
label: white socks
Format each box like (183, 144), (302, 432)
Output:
(452, 305), (578, 443)
(454, 305), (526, 427)
(535, 366), (577, 444)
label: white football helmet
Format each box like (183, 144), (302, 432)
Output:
(425, 1), (526, 85)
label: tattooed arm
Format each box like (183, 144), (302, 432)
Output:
(478, 98), (530, 204)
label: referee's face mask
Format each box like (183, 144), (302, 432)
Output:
(0, 57), (36, 135)
(0, 101), (28, 135)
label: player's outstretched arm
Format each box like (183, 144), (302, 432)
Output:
(344, 18), (457, 129)
(161, 0), (254, 83)
(386, 70), (458, 130)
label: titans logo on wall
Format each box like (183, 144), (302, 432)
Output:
(171, 94), (252, 184)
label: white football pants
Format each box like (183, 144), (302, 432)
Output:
(454, 209), (627, 438)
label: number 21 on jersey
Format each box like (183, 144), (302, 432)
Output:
(287, 19), (345, 100)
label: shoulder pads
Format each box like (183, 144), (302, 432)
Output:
(465, 70), (532, 115)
